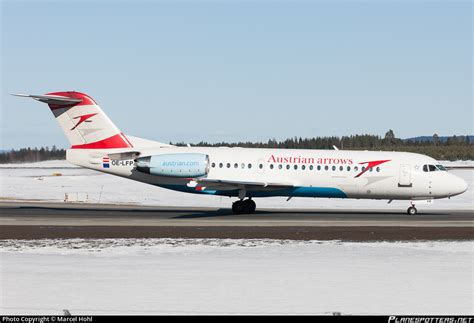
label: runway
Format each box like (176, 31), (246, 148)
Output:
(0, 202), (472, 240)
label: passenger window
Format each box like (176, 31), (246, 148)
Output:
(278, 164), (283, 169)
(339, 166), (343, 171)
(234, 163), (238, 168)
(369, 167), (373, 172)
(325, 166), (329, 171)
(332, 166), (336, 171)
(211, 162), (216, 168)
(294, 165), (298, 170)
(347, 166), (351, 171)
(317, 165), (321, 171)
(376, 167), (380, 172)
(286, 165), (290, 170)
(248, 163), (252, 169)
(302, 165), (306, 170)
(309, 165), (314, 170)
(362, 166), (366, 172)
(219, 163), (223, 168)
(354, 166), (358, 171)
(241, 163), (245, 169)
(226, 163), (230, 168)
(259, 164), (263, 169)
(270, 164), (274, 169)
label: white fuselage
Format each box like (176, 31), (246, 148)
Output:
(67, 146), (468, 201)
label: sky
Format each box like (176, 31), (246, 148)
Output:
(1, 0), (472, 149)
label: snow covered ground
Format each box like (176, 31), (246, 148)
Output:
(1, 162), (472, 314)
(0, 239), (472, 315)
(0, 160), (472, 210)
(440, 160), (474, 168)
(446, 160), (474, 167)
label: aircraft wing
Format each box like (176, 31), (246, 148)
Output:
(191, 178), (294, 191)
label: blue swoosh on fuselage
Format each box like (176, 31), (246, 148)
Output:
(156, 184), (347, 198)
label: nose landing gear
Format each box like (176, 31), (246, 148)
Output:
(232, 199), (256, 214)
(407, 205), (417, 215)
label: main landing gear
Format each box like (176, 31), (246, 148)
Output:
(232, 199), (256, 214)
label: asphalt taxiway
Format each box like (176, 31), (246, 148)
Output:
(0, 202), (472, 240)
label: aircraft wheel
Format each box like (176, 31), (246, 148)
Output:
(407, 206), (417, 215)
(232, 199), (256, 214)
(244, 199), (256, 214)
(232, 200), (245, 214)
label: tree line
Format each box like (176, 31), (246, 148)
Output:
(1, 131), (472, 163)
(0, 146), (66, 163)
(173, 131), (473, 161)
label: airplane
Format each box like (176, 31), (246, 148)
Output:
(13, 91), (468, 215)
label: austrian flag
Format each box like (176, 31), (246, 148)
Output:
(102, 156), (110, 168)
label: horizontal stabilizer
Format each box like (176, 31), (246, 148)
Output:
(12, 94), (82, 106)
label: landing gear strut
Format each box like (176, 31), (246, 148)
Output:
(407, 205), (417, 215)
(232, 199), (256, 214)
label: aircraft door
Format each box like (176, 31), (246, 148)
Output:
(398, 164), (412, 187)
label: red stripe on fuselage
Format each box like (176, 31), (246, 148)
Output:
(71, 133), (132, 149)
(355, 159), (391, 178)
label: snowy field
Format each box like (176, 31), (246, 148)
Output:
(0, 160), (473, 210)
(0, 239), (473, 315)
(0, 161), (473, 314)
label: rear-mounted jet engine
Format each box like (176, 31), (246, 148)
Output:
(136, 153), (209, 178)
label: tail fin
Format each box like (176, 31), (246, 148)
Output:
(13, 91), (133, 149)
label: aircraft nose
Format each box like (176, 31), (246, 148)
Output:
(450, 175), (468, 196)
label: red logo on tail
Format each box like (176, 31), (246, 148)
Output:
(71, 113), (98, 130)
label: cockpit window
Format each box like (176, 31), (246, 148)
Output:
(423, 164), (445, 172)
